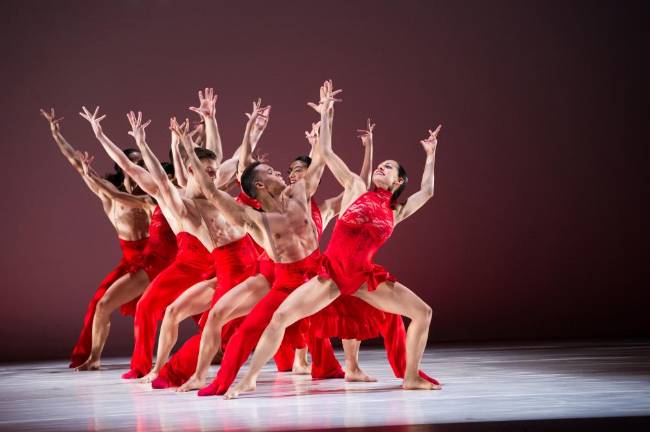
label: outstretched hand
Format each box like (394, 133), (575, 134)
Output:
(244, 98), (269, 124)
(40, 108), (64, 133)
(420, 125), (442, 155)
(304, 121), (321, 148)
(127, 111), (151, 144)
(189, 87), (217, 118)
(357, 118), (375, 147)
(170, 117), (191, 143)
(76, 150), (95, 176)
(307, 80), (342, 116)
(79, 106), (107, 137)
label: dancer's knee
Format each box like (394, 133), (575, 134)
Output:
(269, 309), (290, 332)
(163, 304), (181, 323)
(96, 297), (111, 317)
(414, 303), (433, 324)
(207, 304), (227, 328)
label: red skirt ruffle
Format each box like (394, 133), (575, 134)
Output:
(318, 254), (396, 295)
(308, 295), (385, 340)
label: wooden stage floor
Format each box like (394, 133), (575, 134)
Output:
(1, 340), (649, 431)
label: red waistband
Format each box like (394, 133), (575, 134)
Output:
(273, 249), (321, 283)
(211, 235), (258, 267)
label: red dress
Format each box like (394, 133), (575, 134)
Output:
(123, 232), (212, 378)
(69, 206), (177, 368)
(68, 238), (148, 368)
(120, 206), (178, 316)
(318, 188), (396, 294)
(316, 188), (439, 385)
(142, 205), (178, 280)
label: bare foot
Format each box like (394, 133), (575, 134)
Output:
(176, 375), (206, 392)
(292, 361), (312, 375)
(75, 358), (101, 371)
(138, 370), (159, 384)
(345, 367), (377, 382)
(402, 375), (442, 390)
(223, 378), (256, 400)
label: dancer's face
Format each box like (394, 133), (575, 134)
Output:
(254, 163), (286, 195)
(288, 160), (309, 184)
(192, 158), (218, 179)
(372, 160), (403, 191)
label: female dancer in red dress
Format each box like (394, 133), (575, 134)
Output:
(223, 81), (442, 398)
(40, 109), (162, 371)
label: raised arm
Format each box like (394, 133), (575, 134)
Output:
(79, 106), (160, 197)
(394, 125), (441, 224)
(301, 81), (342, 198)
(319, 122), (373, 225)
(357, 119), (375, 189)
(189, 88), (222, 163)
(313, 81), (365, 191)
(78, 151), (152, 208)
(40, 108), (85, 174)
(127, 111), (186, 216)
(175, 122), (261, 232)
(170, 118), (189, 187)
(237, 100), (269, 179)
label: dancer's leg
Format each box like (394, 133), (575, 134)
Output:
(224, 277), (340, 399)
(354, 281), (438, 390)
(125, 263), (201, 378)
(292, 347), (311, 374)
(340, 339), (376, 382)
(139, 278), (215, 383)
(176, 275), (269, 392)
(76, 270), (149, 371)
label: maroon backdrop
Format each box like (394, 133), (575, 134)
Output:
(0, 1), (645, 362)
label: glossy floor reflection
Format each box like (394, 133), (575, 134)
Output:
(1, 340), (649, 431)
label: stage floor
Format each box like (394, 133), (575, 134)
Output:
(1, 340), (649, 431)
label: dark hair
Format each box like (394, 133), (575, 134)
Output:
(241, 161), (262, 199)
(105, 148), (140, 191)
(194, 147), (217, 161)
(292, 155), (312, 167)
(161, 162), (174, 177)
(391, 163), (408, 207)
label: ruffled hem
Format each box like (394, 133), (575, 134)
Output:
(318, 255), (396, 295)
(309, 295), (384, 340)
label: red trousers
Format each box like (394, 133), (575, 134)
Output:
(154, 236), (259, 387)
(199, 249), (343, 396)
(69, 238), (148, 368)
(126, 233), (212, 378)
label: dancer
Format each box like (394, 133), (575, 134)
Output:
(77, 103), (225, 378)
(223, 84), (442, 398)
(171, 111), (374, 392)
(41, 108), (160, 371)
(154, 99), (338, 390)
(183, 81), (350, 397)
(139, 96), (271, 385)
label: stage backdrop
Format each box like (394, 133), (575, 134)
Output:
(0, 1), (645, 362)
